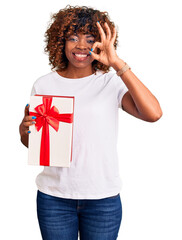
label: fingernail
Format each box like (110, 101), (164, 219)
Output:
(26, 104), (29, 107)
(32, 121), (36, 124)
(89, 51), (91, 55)
(32, 116), (36, 119)
(97, 21), (99, 23)
(91, 48), (93, 52)
(28, 130), (31, 133)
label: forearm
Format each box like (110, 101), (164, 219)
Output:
(111, 58), (163, 120)
(19, 123), (28, 148)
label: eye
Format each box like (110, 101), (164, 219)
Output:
(68, 35), (78, 41)
(88, 40), (95, 43)
(70, 38), (77, 41)
(68, 36), (94, 44)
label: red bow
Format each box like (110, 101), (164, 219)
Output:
(29, 96), (73, 166)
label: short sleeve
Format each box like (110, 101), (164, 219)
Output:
(113, 73), (128, 109)
(30, 84), (36, 96)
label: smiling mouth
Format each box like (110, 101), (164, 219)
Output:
(72, 53), (90, 61)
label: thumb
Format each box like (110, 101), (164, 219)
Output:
(89, 49), (99, 61)
(90, 42), (102, 61)
(24, 104), (29, 116)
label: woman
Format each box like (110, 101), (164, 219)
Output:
(19, 5), (162, 240)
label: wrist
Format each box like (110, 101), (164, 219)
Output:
(111, 58), (126, 72)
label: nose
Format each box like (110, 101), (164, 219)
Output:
(75, 39), (87, 49)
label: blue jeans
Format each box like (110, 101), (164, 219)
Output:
(36, 190), (122, 240)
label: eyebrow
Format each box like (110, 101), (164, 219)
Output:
(72, 34), (95, 38)
(85, 35), (95, 38)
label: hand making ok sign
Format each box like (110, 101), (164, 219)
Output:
(90, 21), (119, 67)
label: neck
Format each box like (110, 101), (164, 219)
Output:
(57, 64), (95, 79)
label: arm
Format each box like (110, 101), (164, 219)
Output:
(89, 21), (162, 122)
(19, 121), (29, 148)
(111, 58), (163, 122)
(19, 104), (35, 148)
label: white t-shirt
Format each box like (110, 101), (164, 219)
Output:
(30, 70), (128, 199)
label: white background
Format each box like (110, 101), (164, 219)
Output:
(1, 0), (181, 239)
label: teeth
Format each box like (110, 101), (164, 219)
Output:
(74, 54), (87, 57)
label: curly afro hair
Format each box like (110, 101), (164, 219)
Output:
(44, 5), (119, 74)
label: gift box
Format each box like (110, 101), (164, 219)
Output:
(28, 94), (75, 167)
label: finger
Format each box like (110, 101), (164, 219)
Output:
(21, 129), (31, 137)
(89, 49), (100, 61)
(23, 129), (31, 135)
(27, 129), (31, 134)
(96, 21), (106, 42)
(111, 26), (117, 44)
(24, 115), (37, 122)
(90, 41), (103, 61)
(91, 41), (103, 52)
(23, 120), (36, 127)
(104, 22), (111, 40)
(24, 104), (29, 116)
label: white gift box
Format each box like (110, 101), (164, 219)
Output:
(28, 95), (75, 167)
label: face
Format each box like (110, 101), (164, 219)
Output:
(64, 33), (95, 69)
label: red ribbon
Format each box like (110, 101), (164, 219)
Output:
(29, 96), (73, 166)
